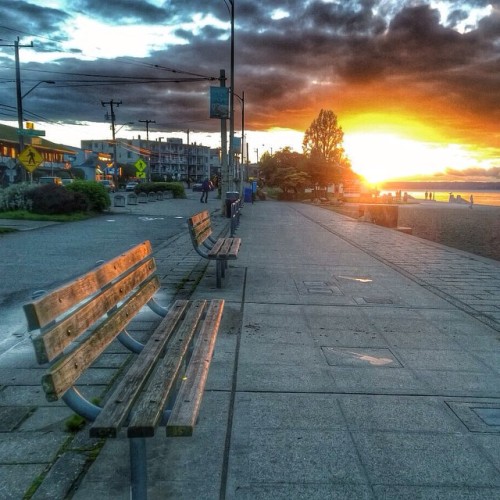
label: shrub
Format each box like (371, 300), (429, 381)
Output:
(27, 184), (89, 215)
(135, 181), (185, 198)
(0, 183), (33, 212)
(66, 180), (111, 212)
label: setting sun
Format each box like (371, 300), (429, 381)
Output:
(343, 132), (479, 184)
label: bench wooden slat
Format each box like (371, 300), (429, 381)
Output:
(89, 300), (191, 438)
(24, 241), (153, 330)
(166, 299), (224, 437)
(42, 277), (160, 401)
(33, 258), (157, 364)
(189, 216), (213, 246)
(227, 238), (241, 259)
(126, 300), (209, 437)
(189, 210), (210, 228)
(207, 238), (241, 260)
(207, 238), (225, 257)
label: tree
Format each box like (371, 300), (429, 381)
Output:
(302, 109), (351, 190)
(259, 148), (310, 197)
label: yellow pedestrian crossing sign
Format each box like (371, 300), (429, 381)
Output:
(134, 159), (147, 172)
(19, 145), (44, 172)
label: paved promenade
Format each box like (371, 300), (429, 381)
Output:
(2, 199), (500, 499)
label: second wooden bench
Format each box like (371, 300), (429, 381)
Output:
(187, 210), (241, 288)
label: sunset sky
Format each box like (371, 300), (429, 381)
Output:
(0, 1), (499, 183)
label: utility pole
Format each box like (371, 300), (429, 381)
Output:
(101, 100), (122, 186)
(229, 1), (235, 193)
(219, 69), (228, 215)
(1, 37), (33, 181)
(139, 119), (155, 181)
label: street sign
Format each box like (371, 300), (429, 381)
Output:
(136, 171), (146, 179)
(18, 145), (44, 172)
(17, 129), (46, 137)
(134, 158), (147, 171)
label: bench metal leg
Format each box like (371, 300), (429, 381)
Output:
(130, 438), (148, 500)
(216, 261), (222, 288)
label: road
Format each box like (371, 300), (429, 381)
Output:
(0, 192), (216, 355)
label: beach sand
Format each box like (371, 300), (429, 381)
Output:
(319, 200), (500, 262)
(398, 202), (500, 261)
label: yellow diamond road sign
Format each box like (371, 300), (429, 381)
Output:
(134, 159), (147, 172)
(19, 145), (44, 172)
(136, 171), (146, 179)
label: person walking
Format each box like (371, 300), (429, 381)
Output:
(469, 194), (474, 209)
(200, 178), (211, 203)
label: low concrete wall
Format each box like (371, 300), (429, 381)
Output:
(398, 205), (500, 261)
(360, 204), (399, 228)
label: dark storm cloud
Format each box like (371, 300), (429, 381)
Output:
(0, 0), (499, 150)
(72, 0), (169, 24)
(0, 1), (70, 48)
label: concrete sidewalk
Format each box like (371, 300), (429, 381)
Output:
(75, 200), (500, 499)
(4, 199), (500, 498)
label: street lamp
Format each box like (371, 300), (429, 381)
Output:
(228, 1), (235, 192)
(21, 80), (55, 99)
(233, 91), (244, 186)
(17, 80), (55, 153)
(15, 79), (55, 181)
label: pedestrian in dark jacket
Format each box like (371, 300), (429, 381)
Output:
(200, 178), (211, 203)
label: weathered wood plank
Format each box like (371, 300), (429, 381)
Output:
(24, 241), (154, 330)
(227, 238), (241, 259)
(166, 299), (224, 437)
(41, 277), (160, 401)
(126, 300), (208, 437)
(89, 300), (192, 438)
(207, 239), (225, 257)
(32, 259), (157, 364)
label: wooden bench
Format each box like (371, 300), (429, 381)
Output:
(188, 210), (241, 288)
(23, 240), (224, 499)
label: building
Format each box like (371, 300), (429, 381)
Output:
(0, 123), (75, 185)
(81, 136), (215, 182)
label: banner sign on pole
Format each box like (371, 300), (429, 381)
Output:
(209, 87), (229, 119)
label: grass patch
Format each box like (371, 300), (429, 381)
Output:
(0, 210), (93, 222)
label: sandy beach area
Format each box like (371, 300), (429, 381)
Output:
(398, 201), (500, 261)
(320, 200), (500, 262)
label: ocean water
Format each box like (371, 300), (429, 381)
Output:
(381, 190), (500, 207)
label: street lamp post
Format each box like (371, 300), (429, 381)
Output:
(16, 79), (55, 181)
(228, 1), (235, 193)
(233, 91), (244, 187)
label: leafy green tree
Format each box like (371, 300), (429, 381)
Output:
(302, 109), (352, 190)
(259, 148), (310, 197)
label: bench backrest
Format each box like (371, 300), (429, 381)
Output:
(23, 240), (159, 401)
(187, 210), (213, 247)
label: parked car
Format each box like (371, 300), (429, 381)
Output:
(98, 179), (116, 192)
(125, 181), (139, 191)
(191, 183), (203, 192)
(39, 176), (63, 186)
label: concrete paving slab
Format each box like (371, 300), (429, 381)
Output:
(339, 395), (465, 433)
(0, 463), (47, 499)
(352, 431), (500, 487)
(227, 429), (367, 490)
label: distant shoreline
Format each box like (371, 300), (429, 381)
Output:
(381, 181), (500, 191)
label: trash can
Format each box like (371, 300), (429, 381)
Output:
(244, 187), (252, 203)
(225, 191), (239, 218)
